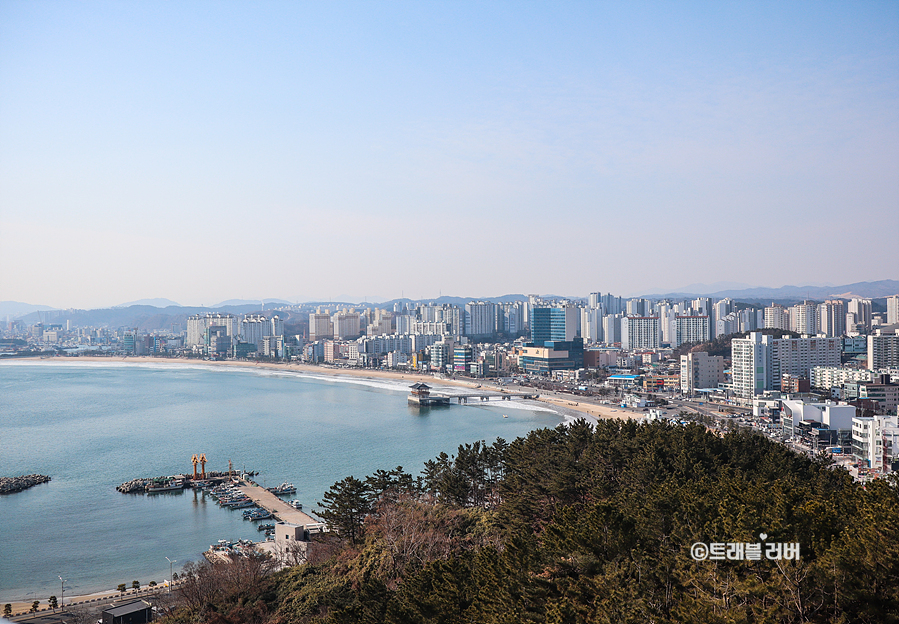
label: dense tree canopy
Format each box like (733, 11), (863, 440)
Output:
(161, 420), (899, 624)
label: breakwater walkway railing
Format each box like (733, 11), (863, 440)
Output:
(435, 391), (540, 404)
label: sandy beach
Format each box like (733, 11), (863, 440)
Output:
(24, 354), (641, 422)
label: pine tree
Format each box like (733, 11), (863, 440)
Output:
(318, 476), (372, 545)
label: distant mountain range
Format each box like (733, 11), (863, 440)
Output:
(3, 281), (897, 326)
(641, 279), (899, 301)
(116, 298), (183, 308)
(212, 298), (294, 307)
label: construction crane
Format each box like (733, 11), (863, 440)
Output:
(191, 454), (199, 480)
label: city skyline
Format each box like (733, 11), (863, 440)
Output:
(2, 2), (897, 310)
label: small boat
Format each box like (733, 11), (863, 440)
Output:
(147, 479), (184, 493)
(503, 415), (508, 418)
(288, 500), (303, 510)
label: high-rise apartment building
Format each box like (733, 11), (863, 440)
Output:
(308, 312), (333, 340)
(887, 295), (899, 325)
(187, 313), (237, 347)
(847, 298), (873, 331)
(602, 313), (622, 345)
(791, 301), (818, 335)
(868, 331), (899, 369)
(626, 298), (650, 317)
(332, 311), (361, 340)
(731, 332), (841, 398)
(673, 315), (710, 347)
(764, 304), (790, 331)
(580, 306), (603, 344)
(464, 301), (498, 338)
(622, 316), (660, 350)
(818, 300), (846, 337)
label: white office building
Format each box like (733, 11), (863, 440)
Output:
(782, 398), (855, 437)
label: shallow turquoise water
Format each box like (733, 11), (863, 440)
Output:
(0, 361), (561, 602)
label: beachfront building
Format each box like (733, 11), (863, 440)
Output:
(531, 305), (580, 342)
(309, 312), (333, 340)
(187, 313), (237, 347)
(518, 339), (585, 374)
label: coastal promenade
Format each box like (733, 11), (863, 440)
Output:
(236, 482), (319, 526)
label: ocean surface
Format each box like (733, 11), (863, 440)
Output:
(0, 360), (563, 603)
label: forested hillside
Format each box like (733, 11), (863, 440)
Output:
(163, 420), (899, 624)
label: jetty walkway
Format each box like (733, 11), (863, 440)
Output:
(236, 482), (318, 526)
(440, 390), (539, 403)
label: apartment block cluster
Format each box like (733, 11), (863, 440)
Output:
(730, 296), (899, 475)
(292, 293), (739, 377)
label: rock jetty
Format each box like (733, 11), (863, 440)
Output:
(0, 474), (51, 494)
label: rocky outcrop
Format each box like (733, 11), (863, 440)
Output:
(0, 474), (51, 494)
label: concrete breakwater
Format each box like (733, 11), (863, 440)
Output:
(0, 474), (51, 494)
(116, 471), (250, 493)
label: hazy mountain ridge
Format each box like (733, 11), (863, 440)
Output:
(643, 279), (899, 301)
(5, 281), (897, 327)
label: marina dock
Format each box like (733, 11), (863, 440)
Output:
(236, 481), (319, 526)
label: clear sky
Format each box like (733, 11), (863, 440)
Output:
(1, 1), (897, 308)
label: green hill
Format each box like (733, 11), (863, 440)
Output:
(161, 421), (898, 624)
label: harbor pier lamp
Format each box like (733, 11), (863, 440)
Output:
(165, 557), (176, 593)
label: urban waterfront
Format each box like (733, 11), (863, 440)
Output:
(0, 361), (563, 603)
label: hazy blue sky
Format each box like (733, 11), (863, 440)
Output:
(1, 1), (897, 308)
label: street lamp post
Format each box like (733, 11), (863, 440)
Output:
(165, 557), (176, 593)
(58, 576), (66, 613)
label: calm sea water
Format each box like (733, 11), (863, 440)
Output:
(0, 361), (562, 603)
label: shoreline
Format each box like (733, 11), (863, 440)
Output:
(1, 355), (641, 606)
(7, 354), (642, 422)
(3, 582), (177, 618)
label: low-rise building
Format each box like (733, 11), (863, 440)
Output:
(680, 352), (725, 396)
